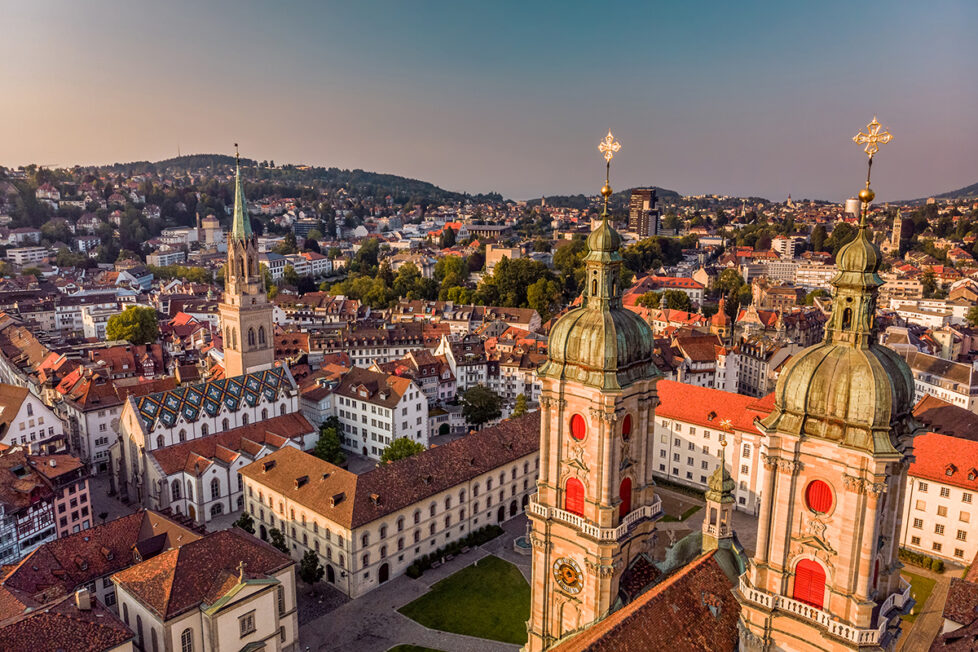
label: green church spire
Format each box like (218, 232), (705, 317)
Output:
(231, 144), (252, 242)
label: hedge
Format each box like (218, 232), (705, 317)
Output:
(899, 547), (945, 573)
(406, 525), (504, 578)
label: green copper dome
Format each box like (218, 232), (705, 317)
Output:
(539, 217), (658, 390)
(760, 222), (920, 455)
(706, 460), (735, 504)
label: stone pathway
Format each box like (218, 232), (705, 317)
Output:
(298, 516), (529, 652)
(896, 565), (963, 652)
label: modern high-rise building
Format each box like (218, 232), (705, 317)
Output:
(627, 188), (659, 238)
(219, 155), (275, 378)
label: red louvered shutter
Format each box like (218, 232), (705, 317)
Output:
(621, 414), (632, 440)
(618, 477), (632, 518)
(565, 478), (585, 516)
(793, 559), (826, 609)
(570, 414), (587, 440)
(805, 480), (833, 514)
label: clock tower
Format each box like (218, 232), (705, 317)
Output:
(525, 133), (663, 651)
(219, 148), (275, 378)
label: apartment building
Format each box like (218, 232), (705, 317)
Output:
(902, 351), (978, 413)
(652, 381), (773, 514)
(239, 413), (540, 598)
(333, 366), (429, 459)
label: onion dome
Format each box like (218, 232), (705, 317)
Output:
(539, 216), (658, 390)
(760, 218), (920, 454)
(705, 458), (735, 504)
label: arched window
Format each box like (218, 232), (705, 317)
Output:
(570, 414), (587, 440)
(259, 326), (266, 345)
(261, 408), (268, 420)
(26, 403), (32, 417)
(210, 477), (220, 500)
(248, 328), (256, 347)
(565, 478), (585, 516)
(238, 257), (246, 277)
(178, 428), (186, 443)
(280, 404), (287, 416)
(222, 418), (230, 431)
(445, 496), (452, 510)
(242, 413), (249, 426)
(151, 628), (159, 652)
(413, 510), (421, 524)
(397, 517), (404, 531)
(619, 477), (632, 518)
(181, 628), (194, 652)
(591, 279), (597, 295)
(156, 435), (164, 449)
(171, 480), (181, 501)
(842, 308), (852, 330)
(122, 603), (129, 625)
(231, 328), (237, 349)
(621, 414), (632, 440)
(186, 481), (194, 500)
(429, 503), (436, 517)
(201, 423), (209, 437)
(136, 615), (143, 646)
(793, 559), (826, 609)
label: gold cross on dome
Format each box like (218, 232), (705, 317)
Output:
(853, 116), (892, 158)
(598, 130), (621, 162)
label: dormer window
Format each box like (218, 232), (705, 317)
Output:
(969, 469), (977, 481)
(946, 464), (957, 477)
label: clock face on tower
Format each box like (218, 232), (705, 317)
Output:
(553, 557), (584, 594)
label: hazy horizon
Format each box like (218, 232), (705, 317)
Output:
(2, 1), (976, 203)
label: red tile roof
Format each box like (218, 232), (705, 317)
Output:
(0, 592), (133, 652)
(112, 529), (293, 620)
(910, 432), (978, 491)
(656, 380), (774, 433)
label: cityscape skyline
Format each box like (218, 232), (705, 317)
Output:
(2, 1), (977, 202)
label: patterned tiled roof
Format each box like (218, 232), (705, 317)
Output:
(135, 366), (292, 431)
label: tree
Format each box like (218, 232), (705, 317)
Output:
(313, 417), (345, 465)
(460, 384), (502, 430)
(439, 226), (457, 248)
(282, 264), (300, 287)
(380, 437), (426, 463)
(298, 549), (325, 585)
(968, 306), (978, 328)
(268, 527), (289, 553)
(805, 289), (829, 305)
(635, 291), (661, 309)
(106, 306), (159, 345)
(661, 289), (692, 311)
(526, 277), (562, 321)
(233, 511), (255, 534)
(511, 393), (529, 418)
(810, 224), (827, 252)
(274, 232), (298, 255)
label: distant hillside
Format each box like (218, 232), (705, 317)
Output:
(900, 181), (978, 204)
(97, 154), (504, 205)
(528, 186), (682, 210)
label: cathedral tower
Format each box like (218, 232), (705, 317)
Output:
(525, 133), (663, 651)
(219, 149), (274, 378)
(737, 118), (920, 651)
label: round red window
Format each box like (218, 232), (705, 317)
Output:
(570, 414), (587, 440)
(621, 414), (632, 440)
(805, 480), (833, 514)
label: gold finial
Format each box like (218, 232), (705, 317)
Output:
(852, 116), (892, 225)
(234, 143), (240, 168)
(597, 130), (621, 215)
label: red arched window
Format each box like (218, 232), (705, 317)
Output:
(570, 414), (587, 440)
(565, 478), (585, 516)
(805, 480), (833, 514)
(793, 559), (826, 609)
(618, 477), (632, 518)
(621, 414), (632, 440)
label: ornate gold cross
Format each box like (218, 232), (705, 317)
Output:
(598, 130), (621, 162)
(852, 116), (892, 159)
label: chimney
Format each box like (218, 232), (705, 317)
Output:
(75, 587), (91, 611)
(49, 459), (57, 468)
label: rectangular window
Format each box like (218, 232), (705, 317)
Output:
(911, 536), (921, 546)
(919, 481), (928, 492)
(964, 493), (973, 504)
(741, 465), (749, 475)
(915, 499), (925, 511)
(958, 530), (968, 542)
(673, 453), (680, 462)
(701, 461), (709, 470)
(913, 518), (923, 529)
(239, 611), (256, 637)
(941, 487), (950, 498)
(935, 524), (945, 535)
(933, 542), (943, 552)
(938, 506), (948, 517)
(956, 548), (966, 558)
(688, 442), (695, 451)
(962, 512), (971, 523)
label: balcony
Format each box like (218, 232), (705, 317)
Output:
(527, 495), (662, 542)
(738, 575), (913, 647)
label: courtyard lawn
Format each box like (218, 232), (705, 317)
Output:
(661, 505), (702, 523)
(388, 646), (443, 652)
(901, 571), (937, 623)
(398, 555), (530, 645)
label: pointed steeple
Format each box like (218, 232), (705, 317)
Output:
(231, 145), (251, 242)
(703, 432), (735, 553)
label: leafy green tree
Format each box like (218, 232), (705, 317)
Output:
(511, 393), (529, 418)
(306, 228), (324, 242)
(439, 226), (457, 248)
(299, 549), (325, 584)
(967, 306), (978, 328)
(810, 224), (827, 252)
(268, 527), (289, 553)
(635, 291), (661, 309)
(460, 384), (503, 430)
(274, 232), (298, 255)
(283, 264), (300, 287)
(661, 289), (692, 311)
(380, 437), (426, 463)
(526, 277), (562, 321)
(233, 511), (255, 534)
(805, 289), (829, 305)
(313, 417), (345, 465)
(827, 223), (858, 258)
(435, 255), (468, 295)
(106, 306), (159, 345)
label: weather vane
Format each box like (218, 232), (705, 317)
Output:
(597, 130), (621, 215)
(852, 116), (892, 223)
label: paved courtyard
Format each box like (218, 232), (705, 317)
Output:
(88, 474), (137, 525)
(298, 516), (529, 652)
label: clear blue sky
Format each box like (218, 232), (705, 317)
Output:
(2, 1), (975, 201)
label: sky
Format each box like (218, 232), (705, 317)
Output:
(1, 1), (976, 202)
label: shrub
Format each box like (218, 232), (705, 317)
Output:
(406, 564), (422, 579)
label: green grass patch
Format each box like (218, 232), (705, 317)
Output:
(901, 571), (937, 623)
(398, 555), (530, 644)
(660, 505), (702, 523)
(388, 646), (444, 652)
